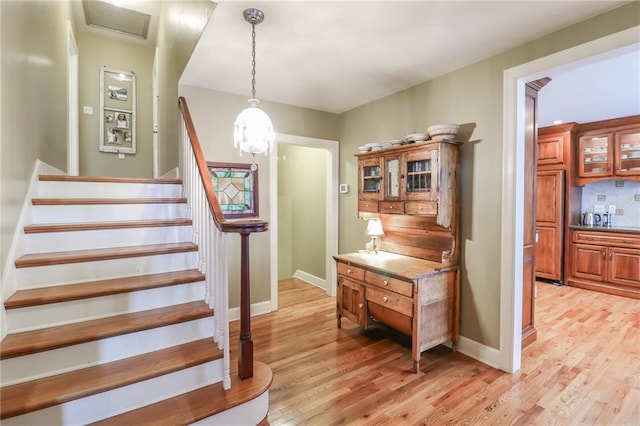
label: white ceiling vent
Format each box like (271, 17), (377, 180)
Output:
(83, 0), (150, 40)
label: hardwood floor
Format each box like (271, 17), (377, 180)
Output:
(230, 278), (639, 425)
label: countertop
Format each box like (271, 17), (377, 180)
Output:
(569, 224), (640, 234)
(333, 251), (453, 281)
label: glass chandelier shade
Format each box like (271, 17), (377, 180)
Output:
(234, 98), (275, 156)
(233, 8), (275, 157)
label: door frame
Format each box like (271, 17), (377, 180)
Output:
(499, 27), (639, 373)
(269, 133), (339, 312)
(67, 21), (79, 176)
(152, 48), (159, 178)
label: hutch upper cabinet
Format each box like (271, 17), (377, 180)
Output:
(576, 116), (640, 185)
(356, 141), (458, 229)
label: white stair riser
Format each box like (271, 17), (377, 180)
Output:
(0, 316), (215, 386)
(31, 203), (189, 224)
(37, 181), (183, 198)
(2, 359), (223, 425)
(24, 226), (193, 253)
(6, 281), (206, 332)
(17, 252), (200, 288)
(192, 391), (270, 426)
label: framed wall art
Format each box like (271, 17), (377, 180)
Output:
(99, 66), (136, 154)
(207, 162), (259, 218)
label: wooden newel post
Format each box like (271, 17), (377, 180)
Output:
(238, 232), (253, 379)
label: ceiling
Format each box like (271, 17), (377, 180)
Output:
(72, 1), (639, 124)
(180, 1), (633, 114)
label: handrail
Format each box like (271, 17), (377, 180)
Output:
(178, 96), (268, 381)
(178, 97), (267, 234)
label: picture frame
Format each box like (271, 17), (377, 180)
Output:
(207, 162), (259, 218)
(99, 66), (136, 154)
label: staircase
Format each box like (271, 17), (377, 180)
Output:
(0, 174), (271, 425)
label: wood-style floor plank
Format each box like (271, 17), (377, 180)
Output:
(230, 278), (639, 425)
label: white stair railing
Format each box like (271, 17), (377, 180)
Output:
(178, 97), (268, 388)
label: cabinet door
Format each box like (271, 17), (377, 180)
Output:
(537, 133), (564, 165)
(615, 127), (640, 176)
(402, 149), (438, 201)
(535, 226), (561, 280)
(535, 170), (564, 281)
(384, 155), (402, 200)
(607, 248), (640, 287)
(359, 157), (383, 201)
(338, 277), (366, 327)
(577, 133), (613, 178)
(571, 243), (606, 282)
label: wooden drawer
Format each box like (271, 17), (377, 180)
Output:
(365, 271), (413, 297)
(405, 201), (437, 215)
(337, 262), (365, 281)
(358, 200), (379, 213)
(366, 286), (413, 317)
(573, 231), (640, 248)
(379, 201), (404, 214)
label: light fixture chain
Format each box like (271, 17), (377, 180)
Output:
(251, 23), (257, 100)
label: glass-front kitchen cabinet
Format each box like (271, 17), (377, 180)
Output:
(576, 121), (640, 185)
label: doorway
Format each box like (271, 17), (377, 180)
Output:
(269, 134), (339, 312)
(499, 27), (639, 373)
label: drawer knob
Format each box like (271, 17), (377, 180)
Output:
(347, 269), (352, 274)
(383, 280), (389, 286)
(358, 303), (363, 309)
(383, 296), (388, 303)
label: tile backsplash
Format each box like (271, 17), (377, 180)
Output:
(581, 180), (640, 227)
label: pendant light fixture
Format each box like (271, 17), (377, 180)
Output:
(233, 8), (275, 159)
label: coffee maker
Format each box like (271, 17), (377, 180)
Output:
(602, 212), (612, 227)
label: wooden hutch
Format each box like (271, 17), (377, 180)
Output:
(334, 140), (461, 373)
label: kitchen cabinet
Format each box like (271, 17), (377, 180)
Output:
(335, 252), (459, 373)
(356, 141), (458, 228)
(568, 229), (640, 299)
(535, 170), (564, 281)
(576, 116), (640, 185)
(535, 122), (578, 285)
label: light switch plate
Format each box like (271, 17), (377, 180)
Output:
(339, 184), (349, 194)
(608, 205), (616, 214)
(83, 106), (93, 114)
(118, 153), (125, 159)
(597, 194), (606, 202)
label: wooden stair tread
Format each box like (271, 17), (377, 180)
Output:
(0, 338), (222, 420)
(90, 361), (273, 426)
(24, 219), (192, 233)
(0, 301), (213, 359)
(32, 197), (187, 205)
(39, 174), (182, 185)
(15, 242), (198, 268)
(5, 269), (206, 309)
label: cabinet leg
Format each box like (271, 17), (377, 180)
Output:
(337, 315), (342, 328)
(413, 360), (420, 374)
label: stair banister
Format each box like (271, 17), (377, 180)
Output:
(178, 97), (268, 383)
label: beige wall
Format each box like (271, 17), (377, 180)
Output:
(178, 84), (339, 307)
(0, 0), (75, 274)
(156, 0), (215, 176)
(77, 32), (154, 177)
(278, 145), (327, 281)
(339, 2), (640, 350)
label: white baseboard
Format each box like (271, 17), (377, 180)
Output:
(161, 168), (179, 179)
(446, 335), (501, 369)
(228, 301), (272, 322)
(293, 270), (326, 290)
